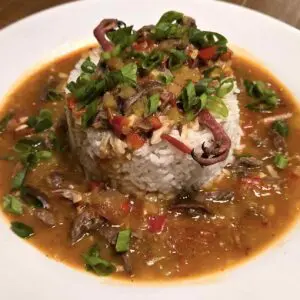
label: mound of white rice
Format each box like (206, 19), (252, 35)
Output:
(67, 49), (242, 194)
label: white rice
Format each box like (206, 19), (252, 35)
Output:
(67, 49), (242, 193)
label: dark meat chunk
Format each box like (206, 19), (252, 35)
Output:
(21, 185), (50, 209)
(71, 207), (105, 244)
(46, 171), (64, 189)
(34, 209), (56, 227)
(121, 252), (133, 275)
(234, 156), (263, 169)
(270, 129), (287, 152)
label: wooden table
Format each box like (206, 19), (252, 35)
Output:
(0, 0), (300, 30)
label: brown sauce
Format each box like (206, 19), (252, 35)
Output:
(1, 47), (300, 282)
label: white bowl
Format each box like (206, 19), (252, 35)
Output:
(0, 0), (300, 299)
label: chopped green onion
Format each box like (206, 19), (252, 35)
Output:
(11, 222), (34, 238)
(272, 120), (289, 137)
(27, 109), (53, 133)
(274, 153), (288, 169)
(101, 51), (111, 61)
(189, 28), (228, 48)
(83, 245), (115, 276)
(142, 51), (164, 72)
(3, 194), (23, 215)
(216, 78), (234, 98)
(36, 151), (52, 160)
(157, 11), (183, 24)
(116, 229), (131, 253)
(81, 100), (98, 128)
(147, 94), (160, 115)
(12, 168), (28, 190)
(206, 96), (229, 118)
(203, 66), (223, 79)
(168, 49), (187, 70)
(0, 112), (14, 134)
(81, 57), (97, 74)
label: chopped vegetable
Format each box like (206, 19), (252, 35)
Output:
(189, 28), (228, 49)
(81, 57), (97, 73)
(158, 73), (174, 84)
(107, 25), (137, 49)
(147, 215), (166, 233)
(274, 153), (288, 169)
(83, 245), (116, 276)
(126, 133), (145, 150)
(3, 194), (23, 215)
(216, 78), (234, 98)
(110, 116), (130, 136)
(206, 96), (229, 118)
(148, 116), (162, 129)
(12, 168), (28, 190)
(142, 51), (164, 72)
(203, 66), (223, 79)
(198, 46), (217, 60)
(116, 229), (131, 252)
(81, 100), (98, 128)
(161, 134), (192, 154)
(244, 80), (279, 111)
(0, 112), (14, 134)
(11, 221), (34, 238)
(147, 94), (160, 115)
(272, 120), (289, 137)
(27, 109), (53, 133)
(168, 49), (188, 70)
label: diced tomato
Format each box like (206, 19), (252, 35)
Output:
(148, 116), (162, 130)
(198, 46), (217, 61)
(110, 115), (130, 136)
(241, 176), (261, 186)
(147, 215), (166, 233)
(161, 134), (192, 154)
(88, 180), (104, 193)
(126, 133), (145, 150)
(121, 200), (132, 215)
(132, 39), (154, 51)
(67, 97), (77, 110)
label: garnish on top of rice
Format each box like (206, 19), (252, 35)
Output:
(65, 11), (241, 193)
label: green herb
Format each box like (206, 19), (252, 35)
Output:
(194, 78), (215, 95)
(83, 245), (116, 276)
(81, 100), (98, 128)
(3, 194), (23, 215)
(158, 73), (174, 85)
(216, 78), (234, 98)
(244, 80), (279, 111)
(142, 51), (164, 72)
(274, 153), (288, 169)
(120, 63), (138, 85)
(180, 81), (207, 113)
(11, 222), (34, 238)
(12, 168), (27, 190)
(0, 112), (14, 134)
(189, 28), (228, 48)
(107, 25), (137, 49)
(27, 109), (53, 133)
(206, 96), (229, 118)
(116, 229), (131, 253)
(272, 120), (289, 137)
(168, 49), (187, 70)
(35, 151), (52, 160)
(81, 57), (97, 74)
(147, 94), (160, 115)
(157, 11), (184, 24)
(45, 89), (63, 101)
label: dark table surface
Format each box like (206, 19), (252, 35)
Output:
(1, 0), (300, 30)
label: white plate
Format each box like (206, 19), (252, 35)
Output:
(0, 0), (300, 299)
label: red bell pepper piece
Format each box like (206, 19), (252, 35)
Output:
(198, 46), (217, 60)
(147, 215), (166, 233)
(110, 115), (130, 136)
(126, 133), (145, 150)
(148, 116), (162, 130)
(161, 134), (192, 154)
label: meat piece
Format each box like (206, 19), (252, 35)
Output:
(46, 171), (64, 188)
(170, 202), (212, 215)
(71, 207), (105, 244)
(195, 191), (235, 204)
(234, 156), (263, 169)
(157, 39), (188, 51)
(53, 189), (83, 203)
(191, 110), (231, 166)
(34, 209), (56, 227)
(121, 252), (133, 275)
(90, 190), (130, 225)
(270, 129), (287, 152)
(97, 223), (119, 245)
(22, 185), (50, 209)
(93, 19), (119, 51)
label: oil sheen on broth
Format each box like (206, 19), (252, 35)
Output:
(1, 12), (300, 281)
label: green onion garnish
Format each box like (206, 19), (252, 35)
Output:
(147, 94), (160, 115)
(116, 229), (131, 253)
(11, 222), (34, 238)
(81, 57), (97, 74)
(272, 120), (289, 137)
(274, 153), (288, 169)
(3, 194), (23, 215)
